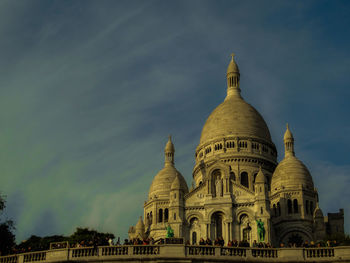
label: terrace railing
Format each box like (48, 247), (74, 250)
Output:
(304, 247), (334, 258)
(1, 244), (350, 262)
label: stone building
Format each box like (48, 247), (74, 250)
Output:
(129, 55), (344, 246)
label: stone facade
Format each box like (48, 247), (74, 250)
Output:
(129, 55), (344, 246)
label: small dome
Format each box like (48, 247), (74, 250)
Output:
(255, 167), (265, 184)
(148, 166), (188, 199)
(199, 95), (273, 145)
(271, 156), (314, 192)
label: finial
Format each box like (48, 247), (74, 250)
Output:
(168, 135), (172, 141)
(230, 53), (235, 61)
(286, 123), (289, 129)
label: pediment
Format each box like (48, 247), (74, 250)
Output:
(185, 182), (207, 204)
(231, 181), (255, 202)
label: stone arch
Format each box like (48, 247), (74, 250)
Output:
(186, 212), (204, 223)
(207, 209), (227, 221)
(207, 162), (230, 180)
(158, 209), (163, 223)
(238, 213), (252, 243)
(240, 171), (249, 188)
(210, 211), (225, 240)
(207, 162), (231, 195)
(189, 217), (200, 245)
(279, 227), (313, 246)
(236, 208), (254, 221)
(164, 208), (169, 222)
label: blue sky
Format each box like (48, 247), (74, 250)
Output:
(0, 0), (349, 242)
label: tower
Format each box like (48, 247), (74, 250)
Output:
(270, 125), (319, 246)
(254, 167), (271, 243)
(169, 175), (185, 237)
(142, 136), (188, 240)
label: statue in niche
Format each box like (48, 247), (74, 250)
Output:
(215, 176), (223, 197)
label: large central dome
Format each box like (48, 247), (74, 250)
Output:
(200, 95), (272, 144)
(199, 54), (272, 146)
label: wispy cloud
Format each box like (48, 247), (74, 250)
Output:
(0, 0), (349, 241)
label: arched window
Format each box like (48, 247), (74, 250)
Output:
(261, 207), (263, 215)
(230, 171), (235, 181)
(174, 213), (176, 220)
(310, 201), (314, 215)
(293, 199), (298, 213)
(150, 211), (153, 224)
(158, 209), (163, 223)
(277, 202), (281, 216)
(226, 141), (235, 148)
(164, 208), (169, 222)
(192, 232), (197, 245)
(287, 199), (292, 214)
(240, 172), (249, 188)
(273, 204), (277, 217)
(306, 200), (309, 215)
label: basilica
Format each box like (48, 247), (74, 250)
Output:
(128, 55), (344, 246)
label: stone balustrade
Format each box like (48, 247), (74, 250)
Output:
(304, 247), (334, 258)
(132, 245), (159, 255)
(101, 246), (128, 256)
(252, 248), (278, 258)
(23, 252), (46, 263)
(71, 248), (97, 258)
(0, 255), (18, 263)
(187, 245), (215, 256)
(221, 247), (246, 256)
(1, 245), (350, 263)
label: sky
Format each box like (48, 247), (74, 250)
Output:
(0, 0), (349, 242)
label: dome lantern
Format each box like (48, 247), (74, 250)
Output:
(165, 135), (175, 166)
(226, 53), (241, 98)
(284, 124), (295, 157)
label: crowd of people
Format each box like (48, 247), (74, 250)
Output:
(279, 240), (339, 248)
(187, 238), (270, 248)
(2, 237), (341, 256)
(122, 238), (156, 245)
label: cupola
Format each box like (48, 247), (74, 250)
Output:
(148, 137), (188, 200)
(165, 135), (175, 166)
(226, 53), (241, 97)
(271, 125), (314, 192)
(284, 124), (295, 157)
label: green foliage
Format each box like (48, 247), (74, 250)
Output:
(69, 227), (115, 246)
(0, 194), (16, 256)
(17, 235), (67, 252)
(16, 227), (115, 252)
